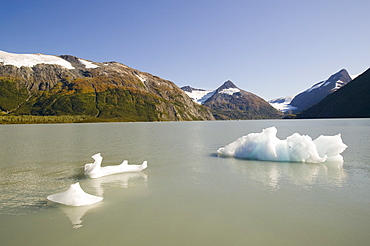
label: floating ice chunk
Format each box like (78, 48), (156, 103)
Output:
(47, 182), (103, 206)
(313, 134), (347, 162)
(84, 153), (148, 179)
(217, 126), (347, 163)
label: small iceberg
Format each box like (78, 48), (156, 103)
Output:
(47, 182), (103, 206)
(217, 126), (347, 163)
(84, 153), (148, 179)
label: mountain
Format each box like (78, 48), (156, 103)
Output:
(182, 80), (283, 120)
(0, 50), (215, 122)
(269, 69), (352, 113)
(296, 68), (370, 118)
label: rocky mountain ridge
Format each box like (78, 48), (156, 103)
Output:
(0, 50), (215, 122)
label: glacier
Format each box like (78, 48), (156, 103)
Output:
(268, 96), (297, 112)
(183, 89), (215, 104)
(217, 126), (347, 163)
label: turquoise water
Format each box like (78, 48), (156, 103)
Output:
(0, 119), (369, 245)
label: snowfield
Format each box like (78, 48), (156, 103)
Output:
(184, 90), (215, 104)
(268, 96), (297, 112)
(79, 59), (99, 69)
(0, 50), (75, 69)
(219, 88), (240, 95)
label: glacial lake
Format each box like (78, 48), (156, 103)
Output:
(0, 119), (370, 246)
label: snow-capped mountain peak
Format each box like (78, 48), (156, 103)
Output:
(269, 68), (352, 113)
(215, 80), (238, 91)
(305, 69), (350, 93)
(182, 80), (283, 119)
(181, 80), (241, 105)
(214, 80), (240, 95)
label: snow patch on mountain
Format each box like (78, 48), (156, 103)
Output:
(0, 50), (75, 69)
(219, 88), (240, 95)
(79, 59), (98, 69)
(183, 81), (242, 105)
(306, 78), (346, 93)
(135, 74), (147, 83)
(306, 81), (325, 92)
(333, 80), (347, 91)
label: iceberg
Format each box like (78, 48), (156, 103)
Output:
(217, 126), (347, 163)
(47, 182), (103, 206)
(84, 153), (148, 179)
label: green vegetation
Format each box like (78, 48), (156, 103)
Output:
(210, 105), (282, 120)
(30, 92), (99, 116)
(0, 76), (194, 123)
(0, 78), (30, 113)
(95, 87), (162, 121)
(0, 115), (93, 124)
(0, 65), (215, 123)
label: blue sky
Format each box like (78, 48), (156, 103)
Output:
(1, 0), (369, 100)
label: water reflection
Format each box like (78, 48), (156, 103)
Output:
(228, 160), (347, 190)
(56, 172), (148, 229)
(59, 202), (102, 229)
(83, 172), (148, 196)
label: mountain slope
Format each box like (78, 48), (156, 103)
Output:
(296, 68), (370, 118)
(0, 50), (215, 122)
(269, 69), (352, 113)
(183, 80), (283, 120)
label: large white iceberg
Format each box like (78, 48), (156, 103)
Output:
(47, 182), (103, 206)
(84, 153), (148, 179)
(217, 126), (347, 163)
